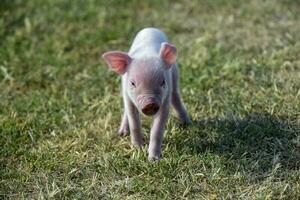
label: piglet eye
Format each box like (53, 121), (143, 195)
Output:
(130, 81), (136, 87)
(161, 80), (165, 87)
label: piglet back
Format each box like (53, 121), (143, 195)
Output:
(129, 28), (169, 58)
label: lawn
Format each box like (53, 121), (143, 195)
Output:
(0, 0), (300, 199)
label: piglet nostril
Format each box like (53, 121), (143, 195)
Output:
(142, 103), (159, 116)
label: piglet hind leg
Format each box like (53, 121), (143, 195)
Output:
(118, 89), (130, 136)
(148, 102), (170, 161)
(171, 65), (191, 125)
(172, 91), (191, 125)
(118, 111), (129, 136)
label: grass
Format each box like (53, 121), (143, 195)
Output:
(0, 0), (300, 199)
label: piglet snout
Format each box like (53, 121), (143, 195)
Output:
(138, 96), (160, 116)
(142, 103), (159, 116)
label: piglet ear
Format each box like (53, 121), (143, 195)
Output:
(102, 51), (132, 75)
(159, 42), (177, 66)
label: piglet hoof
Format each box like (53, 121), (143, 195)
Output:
(118, 127), (129, 137)
(118, 122), (130, 136)
(178, 115), (192, 126)
(131, 138), (144, 148)
(148, 149), (162, 161)
(183, 117), (192, 126)
(148, 154), (161, 162)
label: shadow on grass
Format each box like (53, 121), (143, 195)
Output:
(180, 113), (300, 174)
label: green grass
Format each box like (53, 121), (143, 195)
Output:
(1, 0), (300, 199)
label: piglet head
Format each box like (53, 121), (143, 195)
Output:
(127, 42), (177, 116)
(102, 42), (177, 116)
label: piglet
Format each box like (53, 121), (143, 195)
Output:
(102, 27), (190, 161)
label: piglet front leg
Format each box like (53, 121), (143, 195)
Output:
(148, 101), (170, 161)
(124, 94), (144, 147)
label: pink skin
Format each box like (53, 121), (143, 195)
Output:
(102, 28), (190, 161)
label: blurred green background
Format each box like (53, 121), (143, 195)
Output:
(0, 0), (299, 199)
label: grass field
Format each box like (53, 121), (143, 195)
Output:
(1, 0), (300, 199)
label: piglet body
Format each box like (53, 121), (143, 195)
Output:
(103, 28), (190, 160)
